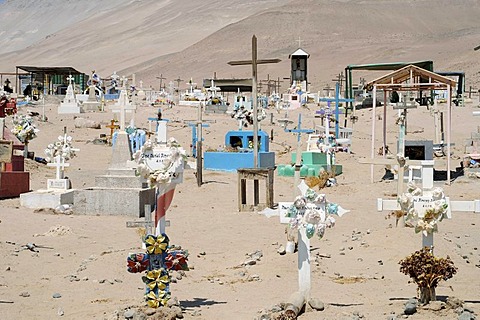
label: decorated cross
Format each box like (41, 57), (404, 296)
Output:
(128, 136), (189, 309)
(278, 181), (348, 295)
(44, 128), (79, 189)
(318, 82), (354, 138)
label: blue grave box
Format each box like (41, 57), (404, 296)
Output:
(204, 130), (275, 172)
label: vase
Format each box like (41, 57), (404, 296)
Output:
(419, 286), (436, 304)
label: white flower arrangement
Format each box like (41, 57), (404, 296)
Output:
(134, 137), (187, 187)
(285, 183), (348, 239)
(11, 115), (39, 143)
(400, 181), (449, 236)
(44, 134), (78, 163)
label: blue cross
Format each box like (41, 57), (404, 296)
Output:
(284, 113), (315, 143)
(187, 123), (209, 158)
(318, 82), (354, 138)
(148, 108), (169, 132)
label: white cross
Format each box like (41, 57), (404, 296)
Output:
(66, 74), (74, 86)
(47, 154), (70, 180)
(120, 76), (128, 89)
(109, 90), (136, 132)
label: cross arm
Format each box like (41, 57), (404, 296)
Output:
(228, 59), (281, 66)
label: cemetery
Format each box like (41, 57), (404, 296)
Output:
(0, 2), (480, 319)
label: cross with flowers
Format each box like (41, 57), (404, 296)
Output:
(398, 181), (451, 251)
(127, 136), (189, 308)
(279, 181), (349, 296)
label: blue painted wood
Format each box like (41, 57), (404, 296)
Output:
(318, 82), (354, 138)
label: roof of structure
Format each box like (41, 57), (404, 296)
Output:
(16, 66), (83, 74)
(289, 48), (310, 58)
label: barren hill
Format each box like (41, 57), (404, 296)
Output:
(1, 0), (480, 90)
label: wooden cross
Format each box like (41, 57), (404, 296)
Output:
(174, 77), (184, 91)
(156, 73), (166, 91)
(332, 73), (345, 92)
(106, 119), (119, 142)
(66, 74), (74, 86)
(228, 35), (281, 168)
(322, 84), (335, 97)
(318, 82), (355, 138)
(186, 78), (197, 94)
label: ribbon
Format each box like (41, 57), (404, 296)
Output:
(155, 185), (176, 225)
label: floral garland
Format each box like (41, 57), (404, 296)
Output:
(44, 134), (78, 163)
(11, 115), (39, 143)
(285, 183), (348, 239)
(398, 181), (449, 236)
(134, 137), (187, 186)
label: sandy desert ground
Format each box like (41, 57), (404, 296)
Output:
(0, 95), (479, 319)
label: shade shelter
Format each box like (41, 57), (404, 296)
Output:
(365, 64), (457, 184)
(15, 66), (87, 95)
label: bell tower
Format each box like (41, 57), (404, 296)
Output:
(289, 48), (310, 92)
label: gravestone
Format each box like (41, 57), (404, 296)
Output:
(0, 118), (30, 198)
(82, 70), (102, 111)
(20, 129), (78, 208)
(58, 75), (83, 114)
(73, 87), (154, 217)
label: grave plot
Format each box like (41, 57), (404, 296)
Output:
(20, 127), (78, 209)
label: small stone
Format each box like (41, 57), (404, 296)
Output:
(145, 308), (156, 316)
(218, 281), (224, 285)
(378, 260), (384, 266)
(244, 259), (257, 266)
(308, 298), (325, 311)
(167, 296), (179, 307)
(57, 308), (64, 316)
(175, 273), (183, 281)
(99, 279), (106, 284)
(339, 247), (345, 251)
(52, 293), (62, 299)
(458, 311), (473, 320)
(199, 252), (206, 256)
(5, 266), (10, 271)
(82, 277), (88, 281)
(386, 314), (396, 320)
(339, 252), (346, 255)
(277, 246), (286, 255)
(191, 310), (201, 316)
(423, 300), (444, 311)
(54, 253), (60, 257)
(114, 278), (122, 283)
(357, 258), (363, 262)
(270, 305), (283, 313)
(124, 309), (135, 319)
(366, 229), (371, 234)
(348, 246), (354, 250)
(19, 291), (30, 297)
(171, 306), (183, 318)
(404, 302), (417, 315)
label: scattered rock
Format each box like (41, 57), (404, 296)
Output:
(167, 296), (179, 307)
(447, 297), (464, 310)
(277, 246), (286, 255)
(244, 259), (257, 266)
(57, 307), (64, 316)
(171, 306), (183, 318)
(404, 302), (417, 315)
(308, 298), (325, 311)
(19, 291), (30, 297)
(248, 250), (263, 261)
(459, 311), (475, 320)
(123, 309), (135, 319)
(144, 308), (156, 316)
(74, 117), (101, 129)
(191, 310), (201, 317)
(423, 300), (445, 311)
(52, 293), (62, 299)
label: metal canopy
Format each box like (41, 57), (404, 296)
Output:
(346, 60), (433, 72)
(16, 66), (82, 74)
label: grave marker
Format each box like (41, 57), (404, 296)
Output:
(318, 82), (355, 138)
(278, 181), (348, 301)
(228, 35), (281, 167)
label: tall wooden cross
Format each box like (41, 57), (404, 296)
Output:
(318, 82), (355, 138)
(156, 73), (166, 91)
(228, 35), (281, 167)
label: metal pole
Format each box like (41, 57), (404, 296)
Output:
(252, 35), (259, 168)
(197, 103), (203, 186)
